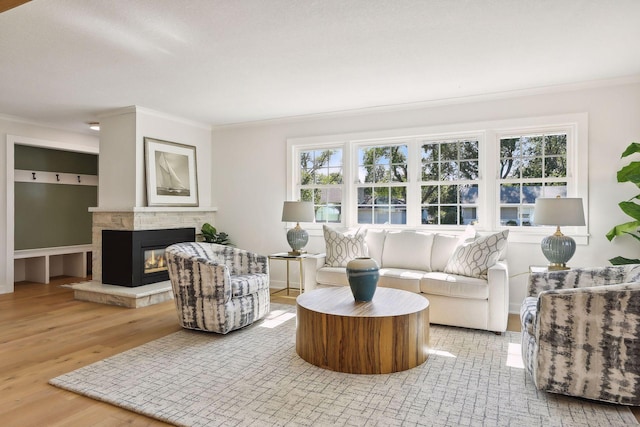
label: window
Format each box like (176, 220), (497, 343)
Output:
(288, 113), (586, 238)
(356, 144), (408, 225)
(420, 139), (479, 225)
(297, 148), (343, 223)
(498, 133), (567, 227)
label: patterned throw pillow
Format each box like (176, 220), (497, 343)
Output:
(444, 230), (509, 279)
(323, 225), (368, 267)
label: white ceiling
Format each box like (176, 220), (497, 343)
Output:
(1, 0), (640, 133)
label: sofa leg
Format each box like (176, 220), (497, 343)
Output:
(494, 331), (502, 336)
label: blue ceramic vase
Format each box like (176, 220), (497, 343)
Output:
(346, 257), (380, 302)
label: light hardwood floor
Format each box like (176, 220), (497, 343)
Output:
(1, 278), (637, 425)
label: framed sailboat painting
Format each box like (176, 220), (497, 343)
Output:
(144, 137), (199, 207)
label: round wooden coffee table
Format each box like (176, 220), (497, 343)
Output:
(296, 286), (430, 374)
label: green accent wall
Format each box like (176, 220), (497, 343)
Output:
(15, 145), (98, 175)
(14, 145), (98, 250)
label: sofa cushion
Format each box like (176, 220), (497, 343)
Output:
(378, 268), (423, 293)
(431, 226), (479, 272)
(431, 234), (459, 272)
(316, 266), (350, 286)
(420, 272), (489, 299)
(323, 225), (367, 267)
(444, 230), (509, 279)
(364, 229), (387, 265)
(381, 231), (434, 271)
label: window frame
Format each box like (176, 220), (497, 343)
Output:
(286, 113), (588, 244)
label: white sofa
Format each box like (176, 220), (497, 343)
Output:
(307, 228), (509, 333)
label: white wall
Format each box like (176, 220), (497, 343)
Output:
(0, 117), (99, 294)
(98, 106), (213, 209)
(211, 80), (640, 312)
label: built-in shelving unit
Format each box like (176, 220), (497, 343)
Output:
(14, 244), (92, 284)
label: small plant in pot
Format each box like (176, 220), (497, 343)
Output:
(201, 223), (233, 246)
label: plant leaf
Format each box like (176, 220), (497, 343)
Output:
(621, 142), (640, 158)
(619, 201), (640, 221)
(617, 161), (640, 184)
(606, 220), (640, 240)
(609, 256), (640, 265)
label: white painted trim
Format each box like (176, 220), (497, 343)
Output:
(5, 135), (99, 293)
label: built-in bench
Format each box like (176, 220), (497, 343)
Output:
(14, 244), (92, 284)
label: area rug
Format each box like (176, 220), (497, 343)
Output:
(50, 304), (636, 427)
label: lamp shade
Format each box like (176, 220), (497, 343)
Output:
(282, 201), (315, 223)
(533, 198), (585, 227)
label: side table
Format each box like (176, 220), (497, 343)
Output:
(268, 253), (312, 296)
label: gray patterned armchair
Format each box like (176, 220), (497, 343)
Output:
(520, 265), (640, 405)
(164, 242), (270, 334)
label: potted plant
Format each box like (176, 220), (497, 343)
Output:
(606, 142), (640, 264)
(201, 223), (233, 246)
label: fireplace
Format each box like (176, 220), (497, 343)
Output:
(102, 228), (195, 287)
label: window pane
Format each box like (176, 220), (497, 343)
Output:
(422, 143), (438, 162)
(521, 136), (543, 157)
(441, 185), (457, 204)
(544, 156), (566, 178)
(460, 184), (478, 203)
(521, 157), (542, 178)
(545, 134), (567, 155)
(422, 206), (437, 224)
(499, 158), (521, 179)
(389, 207), (407, 224)
(544, 183), (567, 198)
(522, 183), (542, 203)
(461, 207), (477, 225)
(358, 187), (373, 204)
(500, 184), (520, 203)
(521, 206), (535, 226)
(501, 207), (519, 226)
(422, 163), (438, 181)
(460, 140), (478, 160)
(441, 206), (458, 224)
(459, 161), (478, 180)
(440, 143), (457, 161)
(440, 161), (459, 180)
(500, 138), (519, 158)
(421, 185), (438, 204)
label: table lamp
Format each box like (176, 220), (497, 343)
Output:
(282, 201), (315, 255)
(533, 196), (585, 270)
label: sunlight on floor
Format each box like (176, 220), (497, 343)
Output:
(506, 342), (525, 369)
(428, 348), (457, 358)
(260, 310), (296, 328)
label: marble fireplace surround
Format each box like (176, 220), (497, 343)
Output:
(90, 207), (217, 283)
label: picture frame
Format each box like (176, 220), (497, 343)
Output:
(144, 137), (199, 207)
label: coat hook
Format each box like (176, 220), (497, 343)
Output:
(77, 175), (81, 183)
(32, 172), (36, 180)
(56, 174), (60, 182)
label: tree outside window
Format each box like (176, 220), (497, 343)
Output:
(421, 139), (479, 225)
(498, 134), (567, 226)
(357, 144), (407, 224)
(298, 148), (343, 223)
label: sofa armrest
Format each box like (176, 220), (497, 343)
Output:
(527, 265), (631, 297)
(302, 253), (326, 292)
(486, 260), (509, 333)
(533, 282), (640, 404)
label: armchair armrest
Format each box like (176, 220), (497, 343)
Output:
(527, 265), (630, 297)
(533, 282), (640, 404)
(210, 244), (268, 276)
